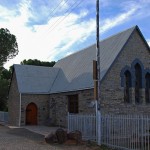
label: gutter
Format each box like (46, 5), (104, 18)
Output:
(19, 93), (21, 127)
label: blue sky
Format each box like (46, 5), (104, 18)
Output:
(0, 0), (150, 69)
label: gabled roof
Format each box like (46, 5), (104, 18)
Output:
(14, 64), (59, 94)
(13, 26), (145, 94)
(50, 26), (136, 93)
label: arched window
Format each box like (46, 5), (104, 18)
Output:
(124, 70), (131, 103)
(145, 73), (150, 103)
(135, 64), (142, 103)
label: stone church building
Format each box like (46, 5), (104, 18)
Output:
(8, 26), (150, 127)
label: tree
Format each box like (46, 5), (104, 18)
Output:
(0, 78), (9, 111)
(21, 59), (55, 67)
(0, 66), (12, 111)
(0, 28), (18, 111)
(0, 67), (11, 80)
(0, 28), (18, 67)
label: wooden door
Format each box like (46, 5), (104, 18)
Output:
(26, 103), (37, 125)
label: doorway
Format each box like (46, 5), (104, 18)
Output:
(26, 103), (37, 125)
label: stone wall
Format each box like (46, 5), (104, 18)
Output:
(100, 28), (150, 115)
(21, 94), (49, 126)
(49, 89), (95, 127)
(8, 72), (20, 126)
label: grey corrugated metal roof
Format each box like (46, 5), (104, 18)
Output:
(14, 26), (137, 94)
(50, 26), (136, 93)
(14, 64), (59, 94)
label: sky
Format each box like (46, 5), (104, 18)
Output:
(0, 0), (150, 69)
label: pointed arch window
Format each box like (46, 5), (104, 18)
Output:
(145, 73), (150, 103)
(135, 64), (142, 103)
(124, 70), (132, 103)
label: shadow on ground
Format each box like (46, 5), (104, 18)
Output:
(7, 128), (45, 142)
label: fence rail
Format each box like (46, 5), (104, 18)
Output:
(68, 113), (150, 150)
(101, 115), (150, 150)
(68, 113), (96, 140)
(0, 111), (8, 123)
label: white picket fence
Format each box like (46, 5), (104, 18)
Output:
(0, 111), (8, 123)
(68, 113), (96, 140)
(68, 113), (150, 150)
(102, 115), (150, 150)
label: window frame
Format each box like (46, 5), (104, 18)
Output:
(145, 73), (150, 103)
(68, 94), (79, 114)
(135, 63), (142, 104)
(124, 70), (132, 103)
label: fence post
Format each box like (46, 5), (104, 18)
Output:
(96, 100), (101, 145)
(68, 112), (70, 133)
(3, 112), (4, 122)
(97, 110), (101, 145)
(141, 115), (144, 150)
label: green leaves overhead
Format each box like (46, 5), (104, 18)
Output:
(21, 59), (55, 67)
(0, 28), (18, 66)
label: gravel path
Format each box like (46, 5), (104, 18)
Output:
(0, 125), (96, 150)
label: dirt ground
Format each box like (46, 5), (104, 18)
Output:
(0, 125), (112, 150)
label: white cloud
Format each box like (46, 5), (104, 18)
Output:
(142, 0), (150, 4)
(3, 3), (95, 69)
(100, 7), (138, 33)
(65, 51), (74, 57)
(147, 39), (150, 46)
(0, 5), (18, 23)
(42, 13), (95, 60)
(18, 0), (31, 22)
(60, 0), (69, 10)
(2, 0), (150, 69)
(100, 0), (150, 34)
(121, 0), (150, 19)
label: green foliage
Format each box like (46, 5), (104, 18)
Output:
(0, 28), (18, 111)
(0, 78), (9, 111)
(0, 66), (12, 111)
(21, 59), (55, 67)
(0, 67), (11, 80)
(0, 28), (18, 66)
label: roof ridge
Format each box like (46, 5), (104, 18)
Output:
(52, 25), (138, 93)
(49, 68), (61, 93)
(55, 25), (137, 64)
(14, 64), (54, 69)
(55, 44), (95, 65)
(101, 25), (137, 43)
(100, 26), (137, 83)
